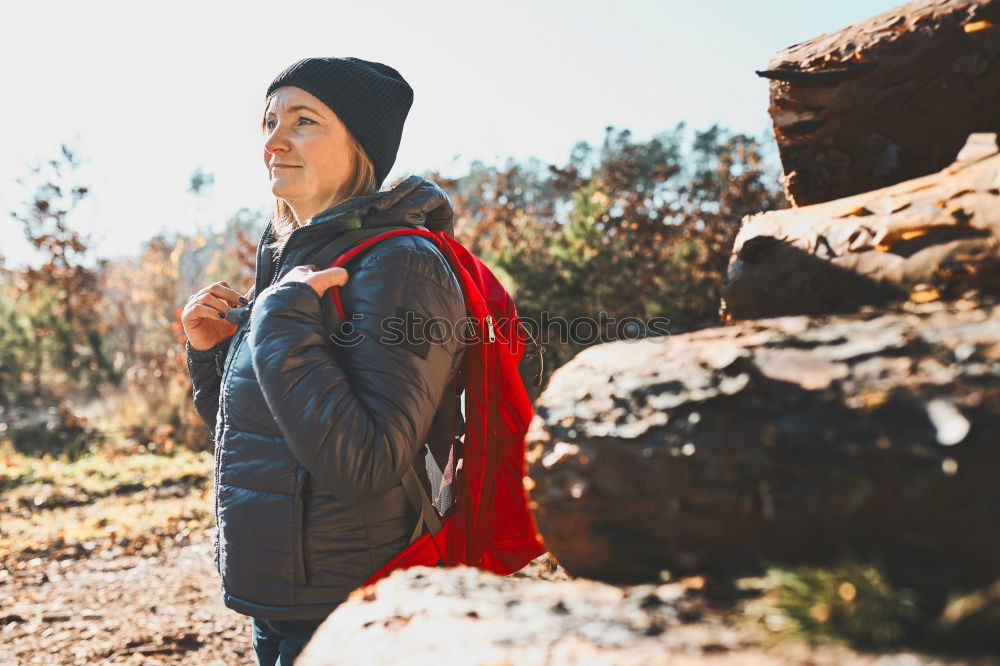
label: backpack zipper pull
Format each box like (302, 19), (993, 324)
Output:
(485, 315), (496, 343)
(515, 317), (545, 387)
(532, 344), (544, 387)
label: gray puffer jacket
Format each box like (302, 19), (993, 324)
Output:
(185, 175), (466, 620)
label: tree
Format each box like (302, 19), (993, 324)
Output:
(425, 123), (789, 398)
(4, 142), (117, 406)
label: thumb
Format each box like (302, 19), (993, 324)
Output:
(322, 266), (350, 286)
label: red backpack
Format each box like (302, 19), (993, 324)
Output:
(320, 228), (547, 585)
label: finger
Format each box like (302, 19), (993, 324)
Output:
(194, 280), (235, 301)
(323, 267), (350, 285)
(190, 303), (230, 321)
(195, 292), (232, 313)
(206, 284), (243, 306)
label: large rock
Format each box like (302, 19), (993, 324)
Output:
(757, 0), (1000, 206)
(295, 565), (741, 665)
(525, 299), (1000, 598)
(296, 564), (930, 665)
(721, 133), (1000, 321)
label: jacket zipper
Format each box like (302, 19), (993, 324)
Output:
(214, 223), (272, 575)
(293, 465), (309, 585)
(212, 216), (359, 581)
(216, 221), (308, 578)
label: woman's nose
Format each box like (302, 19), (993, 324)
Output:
(264, 124), (290, 156)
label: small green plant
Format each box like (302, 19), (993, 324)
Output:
(751, 559), (919, 649)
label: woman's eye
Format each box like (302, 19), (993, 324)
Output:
(265, 117), (313, 131)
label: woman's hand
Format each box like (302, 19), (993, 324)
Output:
(182, 280), (246, 352)
(276, 264), (350, 297)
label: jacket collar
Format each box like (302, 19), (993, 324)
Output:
(309, 175), (455, 236)
(252, 176), (455, 297)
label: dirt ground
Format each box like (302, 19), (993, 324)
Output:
(1, 529), (254, 665)
(3, 445), (998, 665)
(6, 528), (1000, 666)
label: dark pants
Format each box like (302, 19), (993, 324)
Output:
(251, 617), (325, 666)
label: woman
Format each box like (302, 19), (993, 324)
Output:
(180, 56), (467, 665)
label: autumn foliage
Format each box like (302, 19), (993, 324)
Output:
(0, 124), (786, 452)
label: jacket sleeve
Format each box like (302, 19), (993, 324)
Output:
(186, 337), (233, 436)
(246, 237), (467, 504)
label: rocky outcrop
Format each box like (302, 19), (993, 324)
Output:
(525, 299), (1000, 598)
(721, 133), (1000, 321)
(758, 0), (1000, 206)
(296, 563), (933, 666)
(295, 564), (737, 665)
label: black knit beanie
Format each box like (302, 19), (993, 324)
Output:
(265, 56), (413, 190)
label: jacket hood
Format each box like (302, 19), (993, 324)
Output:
(309, 175), (455, 236)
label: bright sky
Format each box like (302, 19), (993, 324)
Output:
(1, 0), (901, 269)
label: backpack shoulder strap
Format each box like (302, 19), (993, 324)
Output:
(402, 466), (443, 545)
(323, 228), (446, 321)
(307, 224), (422, 269)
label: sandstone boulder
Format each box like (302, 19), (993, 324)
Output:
(525, 299), (1000, 600)
(721, 133), (1000, 321)
(758, 0), (1000, 206)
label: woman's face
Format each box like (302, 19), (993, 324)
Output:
(263, 86), (354, 223)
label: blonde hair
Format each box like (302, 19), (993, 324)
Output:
(261, 94), (378, 255)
